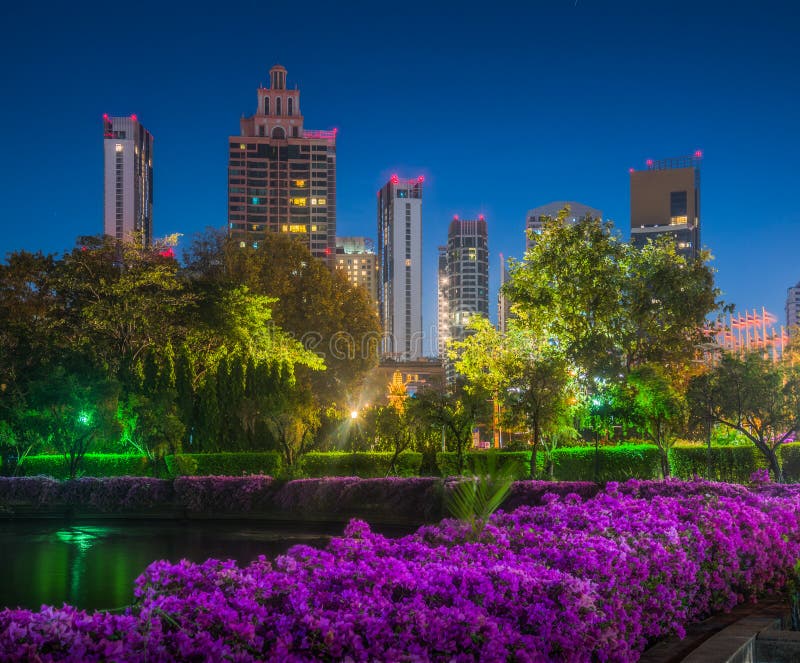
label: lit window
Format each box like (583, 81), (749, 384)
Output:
(239, 144), (246, 150)
(405, 259), (411, 266)
(239, 241), (246, 248)
(311, 198), (317, 205)
(281, 224), (288, 232)
(251, 197), (260, 205)
(290, 197), (307, 206)
(317, 197), (326, 206)
(115, 144), (123, 152)
(311, 225), (318, 232)
(289, 224), (307, 233)
(294, 179), (306, 187)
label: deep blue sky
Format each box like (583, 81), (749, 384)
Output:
(1, 1), (798, 353)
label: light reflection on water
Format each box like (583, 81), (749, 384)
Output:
(1, 521), (340, 611)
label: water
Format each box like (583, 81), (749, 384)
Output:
(0, 520), (358, 611)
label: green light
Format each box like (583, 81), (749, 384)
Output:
(77, 411), (91, 426)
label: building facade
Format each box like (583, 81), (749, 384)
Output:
(228, 65), (336, 263)
(525, 201), (602, 252)
(437, 245), (449, 358)
(630, 153), (701, 259)
(377, 175), (424, 360)
(335, 236), (378, 310)
(787, 283), (800, 329)
(497, 253), (511, 334)
(103, 114), (153, 245)
(445, 215), (489, 343)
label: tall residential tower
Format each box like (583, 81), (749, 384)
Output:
(630, 153), (702, 259)
(445, 215), (489, 343)
(377, 175), (423, 360)
(103, 114), (153, 245)
(228, 65), (337, 262)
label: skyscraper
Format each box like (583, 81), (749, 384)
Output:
(228, 65), (337, 263)
(630, 153), (702, 259)
(437, 245), (449, 358)
(377, 175), (424, 360)
(335, 236), (379, 311)
(497, 254), (511, 334)
(525, 201), (602, 252)
(445, 215), (489, 344)
(787, 282), (800, 329)
(103, 114), (153, 245)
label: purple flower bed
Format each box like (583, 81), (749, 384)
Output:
(2, 479), (799, 661)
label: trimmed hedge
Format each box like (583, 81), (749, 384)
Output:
(780, 443), (800, 482)
(165, 452), (283, 477)
(19, 454), (150, 479)
(297, 452), (423, 478)
(550, 444), (662, 482)
(668, 445), (767, 483)
(436, 451), (538, 480)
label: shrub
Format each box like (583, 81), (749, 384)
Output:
(550, 444), (662, 481)
(668, 444), (767, 483)
(274, 477), (444, 522)
(436, 451), (536, 480)
(19, 454), (150, 479)
(780, 443), (800, 482)
(297, 451), (422, 478)
(165, 452), (283, 478)
(173, 476), (277, 513)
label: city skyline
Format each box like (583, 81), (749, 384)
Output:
(1, 1), (799, 335)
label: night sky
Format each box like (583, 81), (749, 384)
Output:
(1, 0), (798, 353)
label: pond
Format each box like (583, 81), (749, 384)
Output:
(0, 520), (404, 612)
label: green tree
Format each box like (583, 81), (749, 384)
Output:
(25, 367), (120, 478)
(628, 364), (688, 477)
(687, 352), (800, 482)
(408, 385), (489, 475)
(118, 391), (184, 475)
(185, 231), (379, 408)
(505, 211), (721, 380)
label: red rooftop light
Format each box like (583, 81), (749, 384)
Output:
(478, 214), (485, 221)
(417, 175), (424, 183)
(453, 214), (459, 220)
(102, 113), (109, 120)
(645, 159), (654, 167)
(694, 149), (703, 158)
(131, 114), (138, 121)
(390, 174), (399, 184)
(629, 167), (635, 173)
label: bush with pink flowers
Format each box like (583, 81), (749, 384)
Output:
(1, 479), (799, 661)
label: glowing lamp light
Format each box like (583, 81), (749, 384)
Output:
(159, 247), (175, 259)
(453, 214), (459, 220)
(645, 159), (653, 167)
(324, 247), (331, 255)
(350, 410), (358, 420)
(102, 113), (109, 120)
(694, 149), (703, 158)
(77, 411), (91, 426)
(478, 214), (485, 221)
(80, 246), (88, 252)
(417, 175), (425, 183)
(131, 114), (138, 121)
(629, 167), (635, 173)
(390, 174), (399, 184)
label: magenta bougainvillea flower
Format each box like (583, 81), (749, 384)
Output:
(1, 478), (799, 661)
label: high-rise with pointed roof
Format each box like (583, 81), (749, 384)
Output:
(228, 65), (337, 263)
